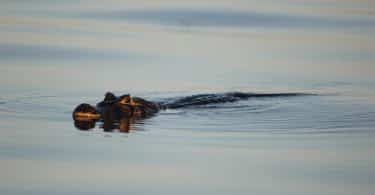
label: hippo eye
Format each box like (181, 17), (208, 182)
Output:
(119, 95), (131, 104)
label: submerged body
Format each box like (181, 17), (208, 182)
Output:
(72, 91), (311, 132)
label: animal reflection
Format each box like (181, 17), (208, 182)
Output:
(74, 115), (146, 133)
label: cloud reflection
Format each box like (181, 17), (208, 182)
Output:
(0, 43), (149, 61)
(79, 9), (375, 29)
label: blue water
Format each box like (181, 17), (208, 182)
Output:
(1, 1), (375, 194)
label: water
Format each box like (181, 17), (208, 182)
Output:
(1, 0), (375, 194)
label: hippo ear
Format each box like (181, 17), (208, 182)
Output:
(104, 92), (116, 101)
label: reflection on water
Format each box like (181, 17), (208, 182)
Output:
(74, 115), (148, 133)
(1, 0), (375, 92)
(77, 8), (375, 29)
(0, 43), (149, 61)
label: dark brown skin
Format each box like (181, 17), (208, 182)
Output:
(72, 92), (160, 132)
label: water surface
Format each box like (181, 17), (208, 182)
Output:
(1, 1), (375, 194)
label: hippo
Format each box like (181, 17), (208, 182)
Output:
(73, 91), (311, 132)
(72, 92), (163, 132)
(73, 92), (162, 120)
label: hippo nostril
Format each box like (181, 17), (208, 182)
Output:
(72, 103), (100, 120)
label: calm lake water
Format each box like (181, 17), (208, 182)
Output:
(1, 1), (375, 194)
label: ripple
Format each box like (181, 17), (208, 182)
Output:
(3, 91), (375, 135)
(161, 92), (311, 108)
(0, 94), (72, 121)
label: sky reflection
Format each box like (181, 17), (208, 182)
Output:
(0, 44), (150, 61)
(77, 9), (375, 29)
